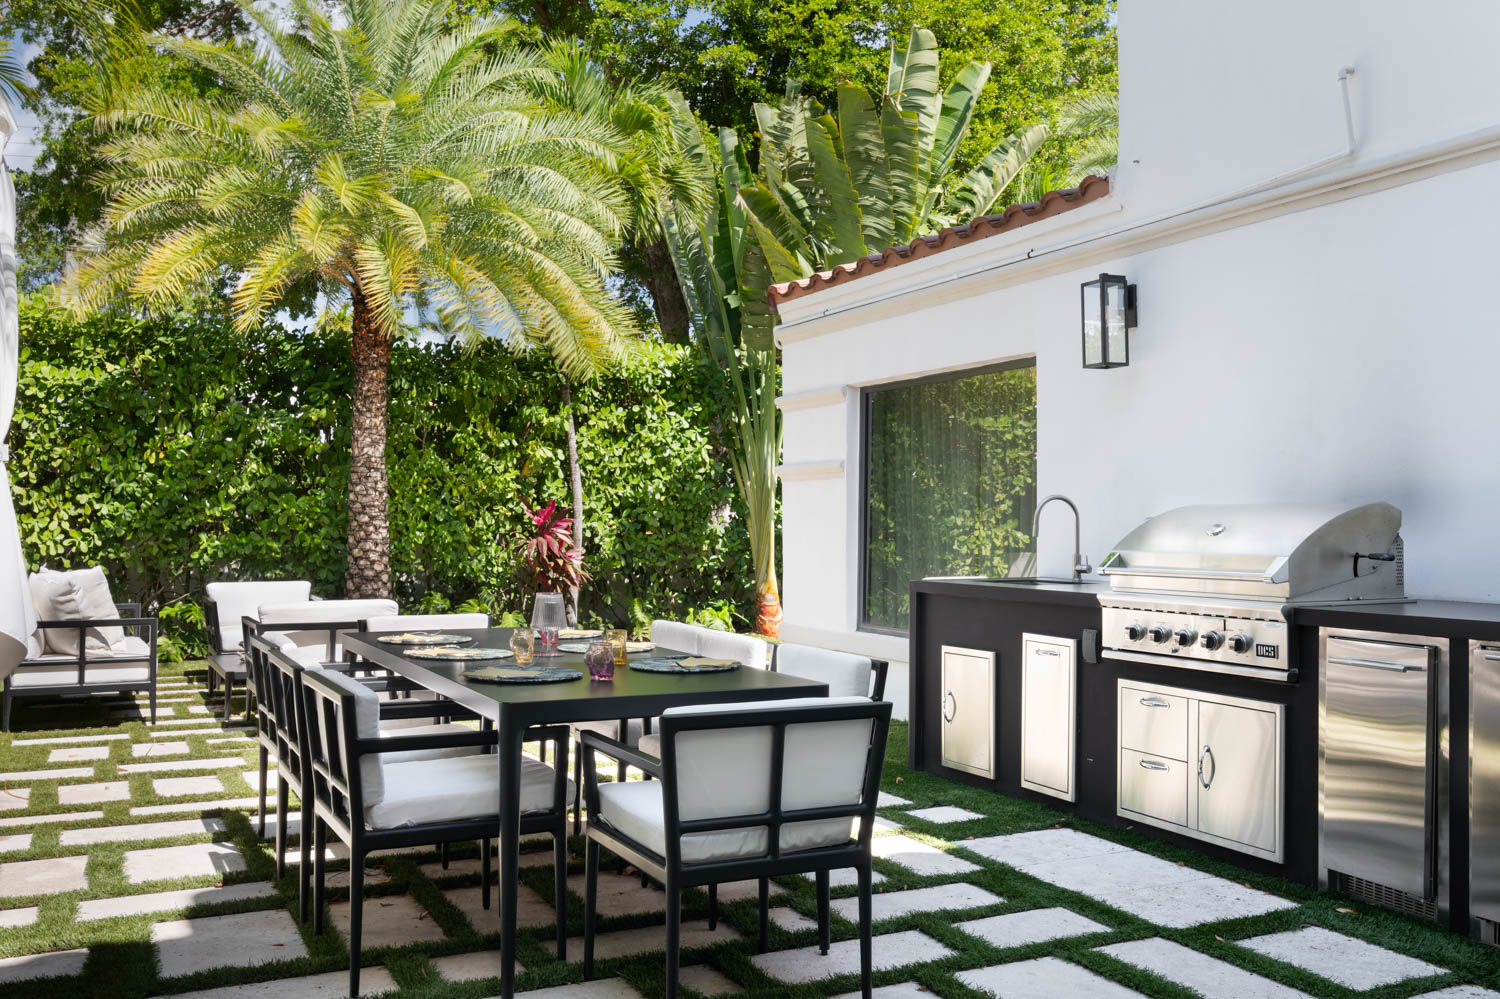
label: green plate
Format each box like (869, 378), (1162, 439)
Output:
(463, 665), (582, 683)
(376, 632), (475, 646)
(404, 646), (512, 661)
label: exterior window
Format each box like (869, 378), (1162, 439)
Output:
(861, 361), (1038, 633)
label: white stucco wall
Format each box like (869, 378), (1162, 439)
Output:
(773, 0), (1500, 702)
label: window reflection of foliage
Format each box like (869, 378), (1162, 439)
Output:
(864, 365), (1037, 631)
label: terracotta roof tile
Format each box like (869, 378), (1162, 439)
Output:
(767, 174), (1110, 311)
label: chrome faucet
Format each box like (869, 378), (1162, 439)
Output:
(1032, 494), (1093, 581)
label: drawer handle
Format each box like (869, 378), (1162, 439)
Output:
(1138, 697), (1171, 708)
(1484, 652), (1500, 662)
(1034, 648), (1060, 656)
(942, 692), (957, 723)
(1138, 759), (1170, 772)
(1198, 745), (1216, 789)
(1327, 655), (1424, 673)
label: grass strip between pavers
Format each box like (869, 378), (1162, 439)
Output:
(0, 659), (1494, 998)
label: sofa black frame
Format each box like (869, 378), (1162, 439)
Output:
(3, 602), (158, 731)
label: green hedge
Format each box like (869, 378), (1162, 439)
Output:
(14, 298), (756, 653)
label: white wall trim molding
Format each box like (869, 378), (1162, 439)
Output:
(776, 119), (1500, 339)
(775, 386), (848, 412)
(776, 460), (844, 482)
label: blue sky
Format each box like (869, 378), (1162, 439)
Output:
(4, 35), (42, 172)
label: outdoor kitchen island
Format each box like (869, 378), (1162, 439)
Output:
(906, 575), (1321, 886)
(909, 553), (1500, 942)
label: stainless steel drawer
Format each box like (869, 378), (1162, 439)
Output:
(1120, 684), (1188, 761)
(1473, 643), (1500, 923)
(1119, 749), (1188, 827)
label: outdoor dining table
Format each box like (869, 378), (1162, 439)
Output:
(341, 628), (830, 998)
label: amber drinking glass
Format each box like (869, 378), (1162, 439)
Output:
(509, 628), (535, 665)
(605, 628), (628, 666)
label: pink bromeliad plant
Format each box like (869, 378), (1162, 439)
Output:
(518, 501), (590, 597)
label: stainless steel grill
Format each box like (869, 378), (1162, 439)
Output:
(1098, 502), (1405, 681)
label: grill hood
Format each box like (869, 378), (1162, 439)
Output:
(1099, 502), (1404, 603)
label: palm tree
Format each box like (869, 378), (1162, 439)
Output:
(1057, 90), (1118, 183)
(664, 27), (1051, 635)
(60, 0), (639, 598)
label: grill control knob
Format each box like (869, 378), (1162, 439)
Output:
(1229, 633), (1254, 654)
(1200, 630), (1225, 651)
(1148, 625), (1172, 644)
(1126, 624), (1147, 641)
(1173, 628), (1197, 647)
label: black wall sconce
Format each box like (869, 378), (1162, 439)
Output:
(1081, 273), (1137, 369)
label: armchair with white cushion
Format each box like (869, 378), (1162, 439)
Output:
(579, 696), (892, 999)
(202, 579), (312, 720)
(298, 662), (574, 997)
(571, 619), (771, 834)
(6, 567), (158, 731)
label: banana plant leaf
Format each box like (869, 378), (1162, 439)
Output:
(941, 122), (1051, 224)
(837, 85), (895, 255)
(932, 60), (992, 182)
(803, 110), (867, 263)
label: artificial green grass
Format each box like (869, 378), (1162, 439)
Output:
(0, 661), (1495, 998)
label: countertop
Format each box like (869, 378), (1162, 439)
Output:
(913, 577), (1500, 639)
(911, 576), (1108, 607)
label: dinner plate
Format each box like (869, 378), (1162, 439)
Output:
(557, 641), (656, 654)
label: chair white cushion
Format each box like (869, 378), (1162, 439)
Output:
(650, 620), (698, 655)
(366, 753), (569, 829)
(596, 780), (852, 864)
(573, 718), (647, 746)
(32, 568), (124, 656)
(205, 580), (312, 652)
(378, 722), (484, 766)
(9, 663), (150, 688)
(310, 668), (385, 806)
(260, 599), (398, 662)
(629, 696), (875, 863)
(364, 613), (488, 632)
(649, 620), (769, 670)
(637, 731), (661, 758)
(775, 644), (873, 699)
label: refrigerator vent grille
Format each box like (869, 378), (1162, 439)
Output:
(1330, 870), (1436, 921)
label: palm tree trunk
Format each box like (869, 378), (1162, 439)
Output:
(560, 379), (584, 626)
(345, 285), (393, 599)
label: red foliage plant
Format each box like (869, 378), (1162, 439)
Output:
(517, 500), (590, 593)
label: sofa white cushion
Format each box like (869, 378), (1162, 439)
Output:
(311, 668), (385, 805)
(364, 613), (488, 633)
(205, 580), (312, 652)
(775, 644), (874, 699)
(9, 663), (150, 688)
(259, 599), (398, 662)
(366, 753), (568, 829)
(574, 718), (646, 746)
(32, 568), (124, 656)
(637, 731), (661, 758)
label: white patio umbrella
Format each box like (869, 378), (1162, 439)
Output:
(0, 103), (36, 680)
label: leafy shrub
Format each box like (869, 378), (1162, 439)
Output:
(14, 297), (759, 628)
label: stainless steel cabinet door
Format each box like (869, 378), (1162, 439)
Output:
(1473, 644), (1500, 923)
(1021, 635), (1076, 801)
(1197, 700), (1279, 855)
(940, 646), (995, 779)
(1323, 636), (1435, 899)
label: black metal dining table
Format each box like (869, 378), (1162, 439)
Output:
(342, 628), (829, 998)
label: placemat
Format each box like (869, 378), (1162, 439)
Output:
(404, 646), (513, 661)
(558, 641), (655, 654)
(376, 632), (476, 646)
(629, 656), (740, 674)
(463, 665), (582, 683)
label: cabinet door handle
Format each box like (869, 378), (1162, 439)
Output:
(1138, 759), (1170, 772)
(1034, 648), (1060, 656)
(942, 692), (957, 723)
(1484, 652), (1500, 662)
(1139, 697), (1171, 708)
(1198, 745), (1216, 789)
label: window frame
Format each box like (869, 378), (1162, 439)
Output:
(857, 357), (1038, 636)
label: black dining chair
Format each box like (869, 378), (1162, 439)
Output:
(579, 695), (893, 999)
(297, 662), (574, 997)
